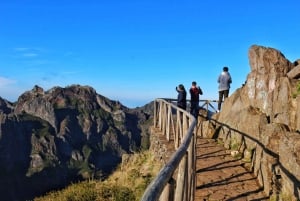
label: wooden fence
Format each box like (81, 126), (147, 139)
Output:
(140, 98), (197, 201)
(161, 98), (219, 113)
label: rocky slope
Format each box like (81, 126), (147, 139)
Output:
(201, 45), (300, 200)
(0, 85), (153, 201)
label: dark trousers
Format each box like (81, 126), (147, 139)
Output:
(178, 104), (186, 110)
(218, 90), (229, 110)
(190, 101), (199, 117)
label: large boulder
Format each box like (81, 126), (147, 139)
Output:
(207, 45), (300, 200)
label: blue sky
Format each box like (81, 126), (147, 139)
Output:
(0, 1), (299, 108)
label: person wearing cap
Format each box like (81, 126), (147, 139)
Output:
(176, 84), (187, 110)
(217, 66), (232, 111)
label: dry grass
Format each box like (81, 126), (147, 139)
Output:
(105, 150), (162, 199)
(34, 150), (162, 201)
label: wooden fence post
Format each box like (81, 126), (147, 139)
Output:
(160, 178), (175, 201)
(141, 99), (197, 201)
(174, 153), (188, 201)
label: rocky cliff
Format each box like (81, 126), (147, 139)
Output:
(0, 85), (153, 201)
(200, 45), (300, 200)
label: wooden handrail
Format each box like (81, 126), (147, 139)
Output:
(141, 98), (197, 201)
(161, 98), (219, 113)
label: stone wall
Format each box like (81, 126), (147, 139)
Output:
(149, 127), (172, 165)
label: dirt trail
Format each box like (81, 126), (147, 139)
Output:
(195, 138), (269, 201)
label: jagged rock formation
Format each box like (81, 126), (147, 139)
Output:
(0, 85), (153, 201)
(201, 45), (300, 200)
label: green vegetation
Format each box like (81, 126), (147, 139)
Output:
(216, 138), (224, 145)
(230, 137), (240, 151)
(91, 108), (115, 127)
(31, 122), (52, 138)
(19, 113), (53, 138)
(242, 148), (254, 163)
(270, 193), (295, 201)
(34, 181), (98, 201)
(82, 145), (92, 159)
(34, 150), (162, 201)
(140, 134), (150, 150)
(232, 152), (243, 159)
(292, 80), (300, 98)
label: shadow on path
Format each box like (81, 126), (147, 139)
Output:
(195, 138), (269, 201)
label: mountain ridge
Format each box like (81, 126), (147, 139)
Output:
(0, 84), (153, 201)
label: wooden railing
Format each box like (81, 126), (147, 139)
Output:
(160, 98), (219, 113)
(199, 99), (218, 113)
(141, 98), (197, 201)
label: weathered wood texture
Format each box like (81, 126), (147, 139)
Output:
(141, 99), (197, 201)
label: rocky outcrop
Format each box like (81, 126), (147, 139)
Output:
(0, 85), (153, 201)
(0, 97), (13, 114)
(200, 45), (300, 200)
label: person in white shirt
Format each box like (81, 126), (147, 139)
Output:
(217, 66), (232, 111)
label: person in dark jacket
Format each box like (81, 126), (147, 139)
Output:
(217, 66), (232, 111)
(189, 81), (203, 117)
(176, 84), (187, 110)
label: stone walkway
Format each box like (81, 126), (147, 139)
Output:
(195, 138), (269, 201)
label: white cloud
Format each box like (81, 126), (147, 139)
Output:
(64, 51), (74, 56)
(14, 47), (31, 52)
(23, 53), (38, 57)
(62, 71), (80, 75)
(0, 76), (16, 87)
(14, 47), (43, 52)
(13, 47), (42, 58)
(0, 77), (21, 102)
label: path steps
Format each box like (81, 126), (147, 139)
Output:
(195, 138), (269, 201)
